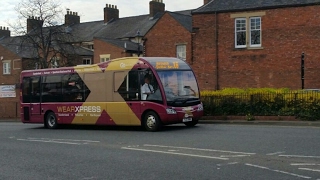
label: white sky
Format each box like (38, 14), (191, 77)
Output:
(0, 0), (204, 28)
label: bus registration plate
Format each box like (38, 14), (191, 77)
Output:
(183, 117), (192, 122)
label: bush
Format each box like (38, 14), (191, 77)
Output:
(200, 88), (320, 121)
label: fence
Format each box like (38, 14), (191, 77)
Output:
(201, 91), (320, 120)
(0, 102), (19, 118)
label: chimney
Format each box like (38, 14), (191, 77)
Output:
(204, 0), (210, 5)
(149, 0), (165, 18)
(0, 26), (10, 37)
(104, 4), (119, 23)
(27, 16), (44, 33)
(65, 11), (80, 26)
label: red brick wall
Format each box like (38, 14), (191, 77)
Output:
(144, 12), (192, 64)
(0, 45), (22, 118)
(93, 39), (130, 64)
(193, 5), (320, 90)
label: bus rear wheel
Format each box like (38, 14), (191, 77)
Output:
(45, 112), (58, 129)
(184, 119), (198, 127)
(143, 111), (161, 132)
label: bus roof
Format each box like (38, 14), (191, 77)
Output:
(20, 57), (191, 76)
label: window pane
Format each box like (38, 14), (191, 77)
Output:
(42, 75), (62, 102)
(3, 62), (10, 74)
(61, 73), (89, 102)
(176, 45), (186, 60)
(251, 30), (261, 45)
(250, 17), (261, 46)
(236, 32), (246, 46)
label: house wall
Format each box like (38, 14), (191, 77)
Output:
(193, 5), (320, 90)
(144, 13), (192, 64)
(93, 39), (131, 64)
(0, 45), (22, 118)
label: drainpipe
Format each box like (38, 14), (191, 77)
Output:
(215, 11), (219, 90)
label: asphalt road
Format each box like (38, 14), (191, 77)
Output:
(0, 122), (320, 180)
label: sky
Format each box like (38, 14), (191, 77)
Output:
(0, 0), (204, 28)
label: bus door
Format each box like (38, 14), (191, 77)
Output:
(22, 76), (41, 121)
(114, 71), (141, 125)
(30, 76), (41, 116)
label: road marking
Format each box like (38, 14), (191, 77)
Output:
(144, 144), (256, 155)
(279, 155), (320, 158)
(298, 168), (320, 173)
(266, 152), (285, 155)
(245, 163), (311, 179)
(121, 147), (229, 160)
(17, 139), (81, 145)
(27, 137), (100, 143)
(217, 162), (239, 166)
(291, 163), (320, 166)
(220, 155), (250, 158)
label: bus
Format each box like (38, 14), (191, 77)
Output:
(20, 57), (203, 131)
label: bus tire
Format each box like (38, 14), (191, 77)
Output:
(45, 112), (58, 129)
(143, 111), (161, 132)
(184, 119), (198, 127)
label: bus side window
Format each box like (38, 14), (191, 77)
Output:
(22, 77), (31, 103)
(41, 75), (62, 102)
(62, 73), (87, 102)
(114, 71), (139, 101)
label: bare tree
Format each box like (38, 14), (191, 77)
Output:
(8, 0), (78, 69)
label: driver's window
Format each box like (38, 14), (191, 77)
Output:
(140, 71), (161, 102)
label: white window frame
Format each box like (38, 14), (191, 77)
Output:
(100, 54), (110, 63)
(176, 44), (186, 61)
(3, 61), (11, 75)
(235, 18), (247, 48)
(249, 17), (261, 47)
(83, 58), (92, 65)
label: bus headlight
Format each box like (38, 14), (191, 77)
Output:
(197, 104), (203, 111)
(166, 108), (177, 114)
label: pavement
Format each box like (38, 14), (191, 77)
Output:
(1, 118), (320, 127)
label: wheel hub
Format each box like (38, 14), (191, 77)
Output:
(146, 115), (156, 129)
(48, 115), (56, 127)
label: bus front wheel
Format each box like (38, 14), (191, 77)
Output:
(45, 112), (58, 129)
(143, 111), (161, 132)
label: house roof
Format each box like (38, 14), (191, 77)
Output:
(0, 36), (38, 59)
(97, 38), (142, 52)
(54, 44), (93, 56)
(168, 12), (192, 32)
(69, 9), (193, 42)
(193, 0), (320, 14)
(68, 13), (163, 42)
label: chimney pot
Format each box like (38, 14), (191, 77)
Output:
(7, 27), (9, 30)
(0, 26), (2, 30)
(149, 0), (165, 17)
(65, 9), (80, 25)
(104, 4), (119, 23)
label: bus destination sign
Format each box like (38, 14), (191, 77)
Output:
(155, 61), (179, 69)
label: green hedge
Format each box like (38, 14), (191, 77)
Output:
(200, 89), (320, 121)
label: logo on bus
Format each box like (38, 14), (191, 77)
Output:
(57, 106), (102, 113)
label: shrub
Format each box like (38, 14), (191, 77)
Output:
(200, 88), (320, 121)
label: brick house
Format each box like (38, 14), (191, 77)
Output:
(0, 34), (35, 118)
(144, 11), (192, 63)
(90, 0), (193, 64)
(192, 0), (320, 90)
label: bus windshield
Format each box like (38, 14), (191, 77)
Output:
(157, 70), (200, 106)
